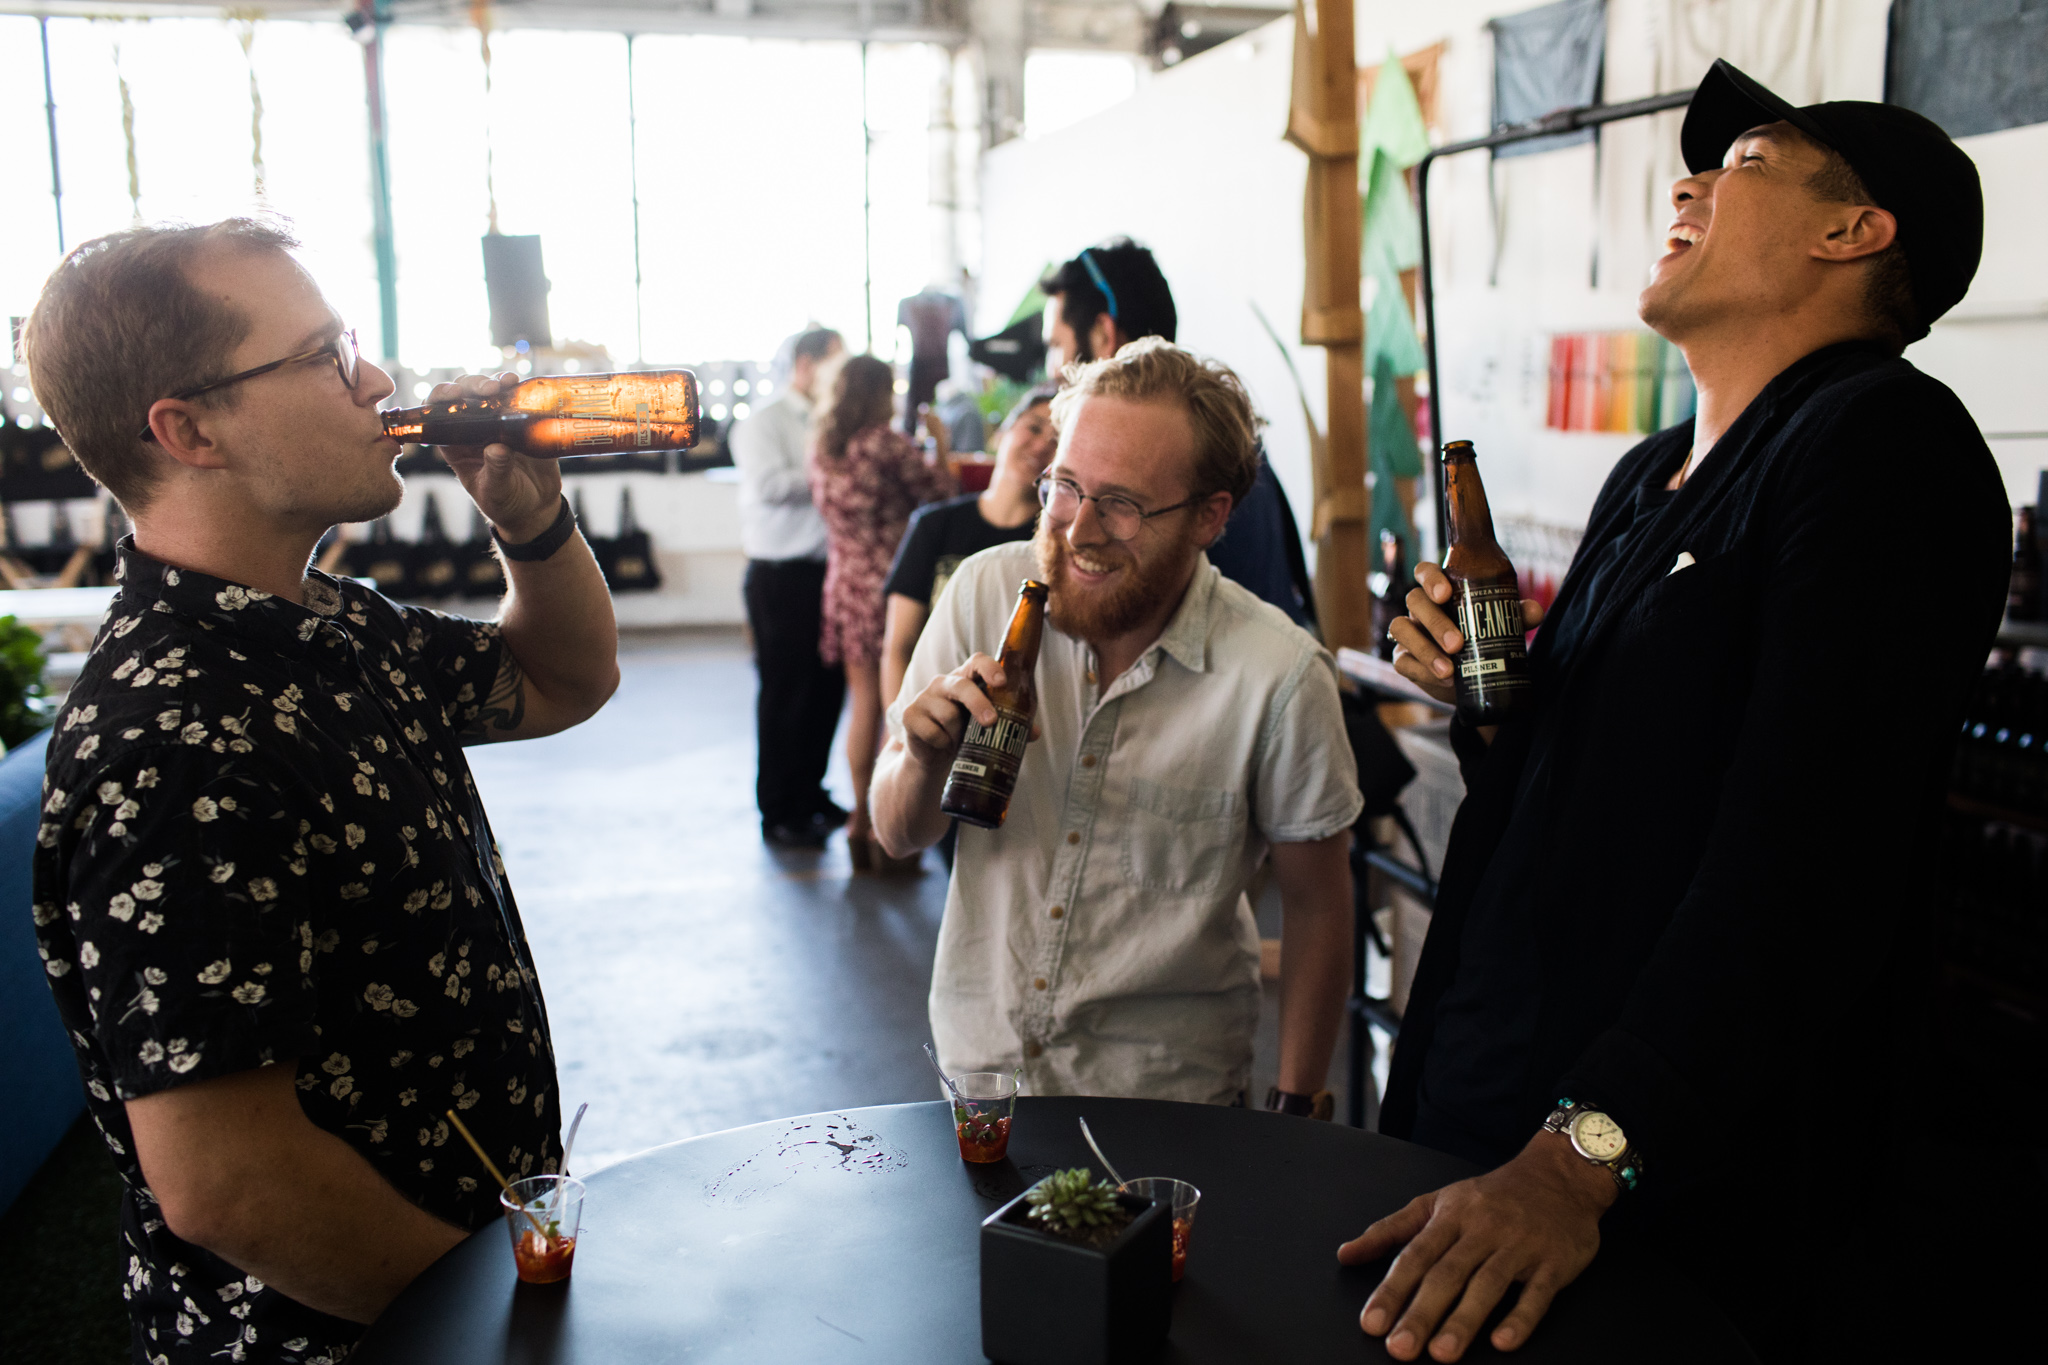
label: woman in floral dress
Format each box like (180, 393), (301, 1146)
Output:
(809, 354), (957, 866)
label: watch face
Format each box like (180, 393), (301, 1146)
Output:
(1571, 1110), (1628, 1161)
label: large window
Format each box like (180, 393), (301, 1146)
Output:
(1, 16), (950, 373)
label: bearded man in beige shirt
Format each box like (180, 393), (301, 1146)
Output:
(872, 339), (1360, 1110)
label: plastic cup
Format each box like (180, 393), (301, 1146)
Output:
(502, 1174), (583, 1284)
(1119, 1177), (1201, 1281)
(948, 1071), (1019, 1163)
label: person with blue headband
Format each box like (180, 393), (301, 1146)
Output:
(1040, 239), (1317, 629)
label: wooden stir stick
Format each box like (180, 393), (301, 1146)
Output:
(446, 1108), (552, 1240)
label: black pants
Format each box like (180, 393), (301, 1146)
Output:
(743, 558), (844, 827)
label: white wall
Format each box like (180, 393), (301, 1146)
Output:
(980, 21), (1322, 553)
(977, 0), (2048, 570)
(1905, 119), (2048, 510)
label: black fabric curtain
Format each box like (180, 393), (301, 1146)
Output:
(1490, 0), (1607, 159)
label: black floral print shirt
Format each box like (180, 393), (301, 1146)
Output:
(31, 542), (560, 1365)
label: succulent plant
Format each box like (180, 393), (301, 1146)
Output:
(1025, 1168), (1123, 1234)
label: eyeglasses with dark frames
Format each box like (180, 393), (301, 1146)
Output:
(1035, 474), (1201, 542)
(137, 328), (361, 442)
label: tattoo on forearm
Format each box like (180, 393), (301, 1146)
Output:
(465, 653), (527, 740)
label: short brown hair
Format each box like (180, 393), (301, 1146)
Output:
(1805, 149), (1920, 347)
(1051, 337), (1261, 506)
(22, 218), (301, 509)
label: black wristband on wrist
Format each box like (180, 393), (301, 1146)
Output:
(1265, 1087), (1334, 1120)
(492, 495), (576, 563)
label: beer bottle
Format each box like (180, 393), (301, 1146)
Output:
(1372, 529), (1408, 662)
(940, 579), (1048, 829)
(2008, 506), (2040, 622)
(1441, 440), (1534, 724)
(382, 369), (700, 458)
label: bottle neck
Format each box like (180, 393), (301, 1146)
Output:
(999, 596), (1047, 680)
(1443, 454), (1498, 549)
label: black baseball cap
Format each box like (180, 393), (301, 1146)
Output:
(1680, 58), (1982, 339)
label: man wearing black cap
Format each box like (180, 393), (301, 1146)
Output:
(1346, 61), (2013, 1361)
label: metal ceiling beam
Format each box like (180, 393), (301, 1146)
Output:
(0, 1), (970, 42)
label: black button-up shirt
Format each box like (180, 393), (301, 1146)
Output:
(32, 541), (559, 1364)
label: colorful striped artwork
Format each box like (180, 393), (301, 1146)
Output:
(1545, 332), (1697, 434)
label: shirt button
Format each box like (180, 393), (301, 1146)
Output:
(1085, 670), (1097, 684)
(1034, 977), (1048, 991)
(1066, 831), (1080, 845)
(1024, 1041), (1044, 1058)
(1049, 905), (1064, 919)
(1081, 754), (1097, 768)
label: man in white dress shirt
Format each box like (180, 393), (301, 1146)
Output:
(732, 327), (845, 847)
(873, 339), (1359, 1110)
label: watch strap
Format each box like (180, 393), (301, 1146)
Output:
(492, 496), (577, 563)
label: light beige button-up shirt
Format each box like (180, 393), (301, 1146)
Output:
(891, 541), (1363, 1104)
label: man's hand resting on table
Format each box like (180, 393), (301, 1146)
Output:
(1337, 1132), (1616, 1361)
(1386, 562), (1546, 734)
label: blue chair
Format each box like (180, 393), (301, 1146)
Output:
(0, 729), (84, 1217)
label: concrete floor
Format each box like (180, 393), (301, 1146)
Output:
(467, 628), (1361, 1173)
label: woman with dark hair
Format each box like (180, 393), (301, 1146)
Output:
(810, 353), (957, 868)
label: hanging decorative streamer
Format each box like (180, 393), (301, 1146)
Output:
(103, 23), (143, 224)
(230, 10), (267, 199)
(470, 0), (499, 234)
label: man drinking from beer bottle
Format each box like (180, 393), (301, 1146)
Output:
(871, 339), (1360, 1113)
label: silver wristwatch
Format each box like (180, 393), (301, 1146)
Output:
(1542, 1098), (1643, 1193)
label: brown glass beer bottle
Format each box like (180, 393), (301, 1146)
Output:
(382, 370), (700, 458)
(940, 579), (1048, 829)
(2009, 506), (2041, 621)
(1441, 440), (1534, 724)
(1372, 529), (1408, 662)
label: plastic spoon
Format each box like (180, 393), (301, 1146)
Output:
(1078, 1116), (1126, 1188)
(554, 1102), (588, 1218)
(560, 1102), (588, 1179)
(923, 1042), (962, 1101)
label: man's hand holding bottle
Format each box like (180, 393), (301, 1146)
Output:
(426, 372), (565, 545)
(1387, 561), (1547, 709)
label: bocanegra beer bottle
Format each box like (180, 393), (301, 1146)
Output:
(940, 579), (1048, 829)
(1441, 440), (1534, 724)
(382, 369), (700, 458)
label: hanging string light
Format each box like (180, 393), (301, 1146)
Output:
(230, 9), (267, 200)
(470, 0), (499, 234)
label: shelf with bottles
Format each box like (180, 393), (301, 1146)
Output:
(1949, 658), (2048, 822)
(327, 485), (663, 602)
(1936, 809), (2048, 1008)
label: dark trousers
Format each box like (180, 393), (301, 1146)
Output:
(743, 558), (844, 827)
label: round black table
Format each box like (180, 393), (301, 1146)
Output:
(355, 1098), (1753, 1363)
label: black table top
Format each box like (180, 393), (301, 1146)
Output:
(354, 1097), (1753, 1363)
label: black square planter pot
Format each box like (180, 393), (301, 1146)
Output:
(980, 1188), (1173, 1365)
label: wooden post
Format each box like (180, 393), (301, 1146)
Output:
(1286, 0), (1369, 651)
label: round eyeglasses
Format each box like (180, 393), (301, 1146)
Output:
(138, 329), (361, 442)
(1036, 474), (1201, 542)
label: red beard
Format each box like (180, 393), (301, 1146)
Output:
(1033, 517), (1201, 642)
